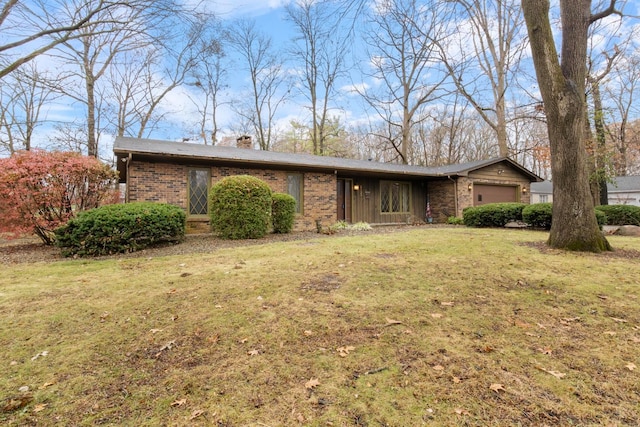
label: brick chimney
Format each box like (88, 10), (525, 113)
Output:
(236, 135), (253, 149)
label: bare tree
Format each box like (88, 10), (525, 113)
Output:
(49, 1), (157, 157)
(116, 15), (218, 140)
(605, 46), (640, 175)
(226, 19), (290, 151)
(437, 0), (528, 157)
(414, 94), (473, 166)
(0, 0), (147, 79)
(358, 0), (448, 164)
(48, 0), (195, 157)
(286, 0), (351, 155)
(188, 45), (227, 145)
(0, 63), (57, 154)
(522, 0), (617, 252)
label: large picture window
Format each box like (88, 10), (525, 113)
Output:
(287, 173), (303, 213)
(188, 169), (209, 216)
(380, 181), (410, 213)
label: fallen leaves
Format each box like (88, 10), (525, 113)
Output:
(611, 317), (628, 323)
(625, 363), (636, 371)
(33, 403), (48, 413)
(154, 340), (176, 358)
(305, 378), (320, 389)
(537, 347), (553, 355)
(489, 383), (505, 393)
(536, 366), (566, 379)
(2, 394), (33, 413)
(31, 351), (48, 361)
(384, 317), (403, 326)
(337, 346), (355, 357)
(189, 409), (205, 420)
(171, 399), (187, 407)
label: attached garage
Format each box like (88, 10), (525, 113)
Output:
(473, 184), (518, 206)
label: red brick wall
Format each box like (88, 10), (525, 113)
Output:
(127, 162), (187, 209)
(126, 160), (336, 232)
(428, 180), (457, 221)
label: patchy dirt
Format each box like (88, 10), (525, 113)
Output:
(521, 241), (640, 259)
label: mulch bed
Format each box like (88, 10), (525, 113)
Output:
(0, 225), (425, 265)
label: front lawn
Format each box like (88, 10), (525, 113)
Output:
(1, 228), (639, 425)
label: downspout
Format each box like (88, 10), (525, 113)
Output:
(125, 153), (132, 203)
(448, 175), (458, 217)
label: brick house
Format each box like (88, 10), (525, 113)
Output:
(114, 136), (542, 232)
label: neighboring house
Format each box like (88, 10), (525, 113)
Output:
(531, 177), (640, 206)
(114, 136), (542, 232)
(530, 180), (554, 204)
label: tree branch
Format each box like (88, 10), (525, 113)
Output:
(590, 0), (622, 24)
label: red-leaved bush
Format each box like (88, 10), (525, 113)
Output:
(0, 150), (119, 244)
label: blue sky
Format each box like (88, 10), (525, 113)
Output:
(5, 0), (640, 159)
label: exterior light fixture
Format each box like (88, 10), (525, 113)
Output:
(468, 183), (473, 191)
(353, 184), (360, 191)
(522, 187), (528, 194)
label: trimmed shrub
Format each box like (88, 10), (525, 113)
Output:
(522, 203), (553, 229)
(595, 205), (640, 226)
(55, 202), (186, 256)
(272, 192), (296, 234)
(209, 175), (272, 239)
(521, 203), (607, 230)
(463, 203), (526, 227)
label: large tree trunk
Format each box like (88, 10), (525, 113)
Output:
(522, 0), (610, 252)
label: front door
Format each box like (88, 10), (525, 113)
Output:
(337, 179), (353, 222)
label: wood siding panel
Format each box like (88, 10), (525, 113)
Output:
(350, 178), (427, 224)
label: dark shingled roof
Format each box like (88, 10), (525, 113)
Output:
(114, 136), (542, 181)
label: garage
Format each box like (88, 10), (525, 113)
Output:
(473, 184), (518, 206)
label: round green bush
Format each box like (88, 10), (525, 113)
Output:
(522, 203), (553, 229)
(463, 203), (526, 227)
(272, 192), (296, 234)
(595, 204), (640, 226)
(54, 202), (186, 256)
(209, 175), (272, 239)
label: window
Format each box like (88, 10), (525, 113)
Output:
(380, 181), (410, 213)
(188, 169), (209, 216)
(540, 194), (549, 203)
(287, 173), (303, 213)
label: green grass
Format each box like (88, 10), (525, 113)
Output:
(1, 228), (640, 426)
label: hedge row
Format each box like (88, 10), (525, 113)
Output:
(462, 203), (526, 227)
(595, 205), (640, 226)
(55, 202), (186, 256)
(463, 202), (624, 229)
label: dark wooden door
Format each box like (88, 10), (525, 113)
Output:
(337, 179), (352, 222)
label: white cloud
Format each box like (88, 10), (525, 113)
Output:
(340, 82), (369, 95)
(191, 0), (291, 19)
